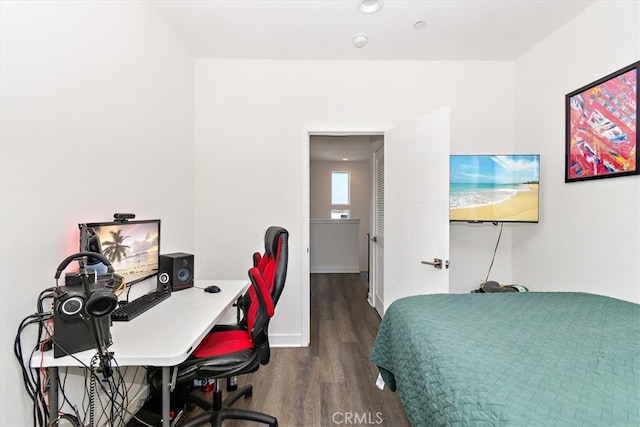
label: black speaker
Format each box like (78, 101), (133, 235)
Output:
(53, 292), (111, 358)
(52, 252), (118, 358)
(158, 253), (194, 291)
(53, 282), (115, 358)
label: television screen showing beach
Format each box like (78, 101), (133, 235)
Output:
(450, 155), (540, 222)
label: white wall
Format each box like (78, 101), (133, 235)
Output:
(0, 2), (195, 425)
(513, 0), (640, 303)
(194, 59), (517, 345)
(310, 160), (371, 271)
(310, 219), (361, 273)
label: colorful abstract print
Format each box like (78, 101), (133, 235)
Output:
(568, 68), (636, 179)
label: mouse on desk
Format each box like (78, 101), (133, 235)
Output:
(204, 285), (221, 293)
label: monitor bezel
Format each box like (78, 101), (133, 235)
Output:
(79, 219), (161, 286)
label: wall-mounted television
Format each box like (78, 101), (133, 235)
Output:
(79, 219), (160, 286)
(450, 155), (540, 223)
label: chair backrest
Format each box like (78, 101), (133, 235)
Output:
(254, 226), (288, 306)
(246, 266), (274, 348)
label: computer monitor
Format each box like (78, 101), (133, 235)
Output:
(79, 219), (160, 286)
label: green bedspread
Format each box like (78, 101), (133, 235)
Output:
(370, 292), (640, 426)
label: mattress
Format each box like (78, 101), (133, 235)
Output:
(370, 292), (640, 426)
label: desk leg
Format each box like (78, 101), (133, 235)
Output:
(162, 366), (170, 427)
(50, 367), (59, 423)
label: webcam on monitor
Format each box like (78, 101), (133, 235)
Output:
(114, 213), (135, 222)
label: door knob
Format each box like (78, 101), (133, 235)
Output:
(421, 258), (449, 269)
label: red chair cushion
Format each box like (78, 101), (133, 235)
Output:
(246, 267), (274, 331)
(194, 267), (274, 358)
(192, 330), (254, 358)
(262, 261), (276, 296)
(255, 252), (269, 272)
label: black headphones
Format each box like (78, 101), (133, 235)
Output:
(54, 252), (119, 318)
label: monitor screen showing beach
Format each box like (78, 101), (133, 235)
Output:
(450, 155), (540, 223)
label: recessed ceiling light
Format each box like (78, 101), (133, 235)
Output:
(352, 33), (368, 48)
(342, 158), (349, 161)
(358, 0), (383, 14)
(414, 21), (426, 30)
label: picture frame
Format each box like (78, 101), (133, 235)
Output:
(565, 61), (639, 182)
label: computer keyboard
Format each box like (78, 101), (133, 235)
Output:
(111, 290), (171, 322)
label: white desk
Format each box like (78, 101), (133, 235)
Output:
(33, 279), (249, 427)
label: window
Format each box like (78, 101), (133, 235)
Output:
(331, 171), (350, 218)
(331, 171), (350, 205)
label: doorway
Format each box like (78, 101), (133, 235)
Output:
(302, 111), (451, 345)
(308, 133), (383, 309)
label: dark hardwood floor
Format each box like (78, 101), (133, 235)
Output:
(181, 273), (409, 426)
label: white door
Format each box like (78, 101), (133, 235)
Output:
(370, 144), (384, 317)
(383, 107), (451, 313)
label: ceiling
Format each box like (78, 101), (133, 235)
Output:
(310, 135), (380, 162)
(153, 0), (595, 162)
(153, 0), (594, 61)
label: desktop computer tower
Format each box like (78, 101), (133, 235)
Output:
(158, 253), (194, 291)
(53, 303), (111, 358)
(52, 281), (114, 358)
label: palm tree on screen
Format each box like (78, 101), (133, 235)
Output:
(102, 229), (130, 263)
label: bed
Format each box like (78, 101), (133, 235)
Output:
(370, 292), (640, 426)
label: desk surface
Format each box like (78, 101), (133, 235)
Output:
(33, 280), (248, 368)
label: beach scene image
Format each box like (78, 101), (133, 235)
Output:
(450, 155), (540, 222)
(91, 222), (159, 283)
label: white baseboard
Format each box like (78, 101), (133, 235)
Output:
(375, 294), (384, 316)
(268, 333), (307, 347)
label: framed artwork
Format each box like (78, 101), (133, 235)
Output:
(565, 61), (639, 182)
